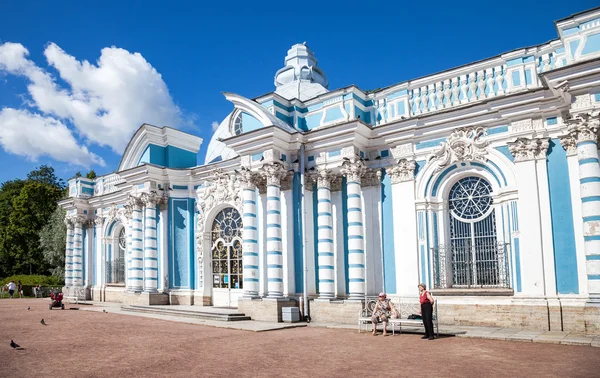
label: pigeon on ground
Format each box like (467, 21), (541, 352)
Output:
(40, 319), (46, 326)
(103, 309), (107, 313)
(27, 306), (30, 310)
(10, 340), (20, 349)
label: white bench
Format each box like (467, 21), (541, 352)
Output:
(358, 297), (439, 337)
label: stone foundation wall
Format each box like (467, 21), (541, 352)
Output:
(168, 292), (194, 305)
(193, 295), (212, 306)
(309, 299), (363, 324)
(238, 298), (298, 322)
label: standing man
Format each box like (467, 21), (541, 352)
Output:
(6, 280), (16, 299)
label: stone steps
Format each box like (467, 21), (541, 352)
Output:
(121, 305), (252, 321)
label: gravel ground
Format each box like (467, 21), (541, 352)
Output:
(1, 298), (599, 378)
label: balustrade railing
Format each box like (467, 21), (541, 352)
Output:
(432, 242), (510, 289)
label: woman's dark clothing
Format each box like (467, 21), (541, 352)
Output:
(421, 302), (434, 338)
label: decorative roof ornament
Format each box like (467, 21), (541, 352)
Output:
(428, 127), (489, 173)
(273, 43), (329, 101)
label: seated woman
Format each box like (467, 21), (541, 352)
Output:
(371, 292), (398, 336)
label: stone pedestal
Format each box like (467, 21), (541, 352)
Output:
(238, 297), (298, 322)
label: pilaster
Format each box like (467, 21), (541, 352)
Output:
(238, 168), (260, 297)
(128, 195), (144, 292)
(507, 137), (549, 296)
(71, 215), (86, 287)
(93, 217), (104, 287)
(316, 168), (335, 298)
(386, 159), (419, 297)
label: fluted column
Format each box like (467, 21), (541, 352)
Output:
(93, 217), (104, 287)
(316, 168), (335, 298)
(340, 156), (367, 298)
(142, 193), (160, 293)
(564, 113), (600, 297)
(129, 196), (144, 292)
(239, 168), (260, 297)
(261, 163), (288, 298)
(64, 218), (74, 286)
(72, 216), (85, 286)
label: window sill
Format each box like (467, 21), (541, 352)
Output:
(105, 283), (126, 287)
(430, 288), (514, 296)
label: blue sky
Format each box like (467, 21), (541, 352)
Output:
(0, 0), (597, 184)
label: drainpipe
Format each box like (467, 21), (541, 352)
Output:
(300, 144), (309, 320)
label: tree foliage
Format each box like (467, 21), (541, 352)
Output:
(39, 206), (67, 280)
(0, 165), (66, 278)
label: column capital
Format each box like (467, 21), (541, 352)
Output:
(507, 137), (550, 162)
(361, 168), (382, 187)
(386, 158), (416, 184)
(558, 133), (578, 157)
(565, 111), (600, 144)
(260, 162), (288, 186)
(340, 155), (367, 183)
(141, 191), (161, 207)
(93, 216), (105, 227)
(316, 168), (333, 190)
(236, 167), (260, 190)
(71, 215), (87, 228)
(64, 216), (74, 228)
(127, 195), (144, 211)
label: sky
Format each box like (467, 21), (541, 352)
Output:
(0, 0), (597, 184)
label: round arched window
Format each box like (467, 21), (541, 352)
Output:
(448, 176), (493, 221)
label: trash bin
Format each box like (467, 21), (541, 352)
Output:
(282, 307), (300, 323)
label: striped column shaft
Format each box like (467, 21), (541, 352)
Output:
(126, 221), (133, 290)
(576, 134), (600, 295)
(347, 180), (365, 298)
(143, 200), (158, 292)
(130, 201), (144, 292)
(266, 183), (283, 297)
(242, 186), (260, 296)
(65, 222), (74, 286)
(72, 220), (84, 286)
(317, 173), (335, 298)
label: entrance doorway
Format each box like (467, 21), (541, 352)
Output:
(211, 208), (244, 307)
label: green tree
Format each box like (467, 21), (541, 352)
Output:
(0, 179), (26, 277)
(0, 165), (65, 277)
(39, 206), (67, 280)
(86, 170), (97, 179)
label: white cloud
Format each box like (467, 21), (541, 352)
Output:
(211, 121), (219, 131)
(0, 108), (105, 168)
(0, 41), (185, 167)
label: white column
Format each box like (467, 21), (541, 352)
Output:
(261, 163), (287, 298)
(386, 159), (419, 298)
(85, 223), (94, 287)
(239, 169), (260, 297)
(143, 193), (159, 293)
(94, 217), (104, 288)
(316, 169), (335, 298)
(72, 217), (85, 287)
(535, 153), (557, 297)
(341, 156), (367, 298)
(281, 183), (295, 296)
(508, 138), (549, 296)
(565, 118), (600, 297)
(362, 180), (383, 296)
(160, 206), (169, 292)
(128, 196), (144, 292)
(258, 190), (267, 297)
(331, 188), (346, 297)
(64, 219), (74, 287)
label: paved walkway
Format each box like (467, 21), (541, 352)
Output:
(309, 322), (600, 347)
(68, 299), (600, 346)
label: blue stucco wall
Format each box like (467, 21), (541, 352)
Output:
(381, 172), (396, 294)
(547, 139), (579, 294)
(168, 198), (195, 289)
(138, 144), (197, 169)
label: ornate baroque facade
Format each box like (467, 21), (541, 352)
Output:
(60, 8), (600, 333)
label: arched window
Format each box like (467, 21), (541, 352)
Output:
(211, 208), (243, 290)
(107, 227), (126, 284)
(445, 176), (507, 288)
(233, 114), (243, 135)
